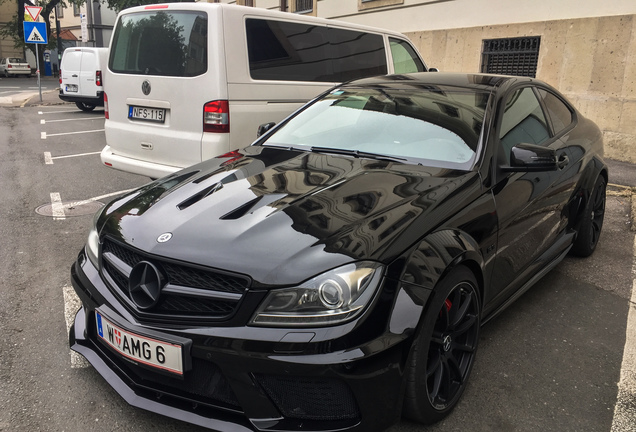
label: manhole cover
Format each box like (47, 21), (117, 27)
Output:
(35, 200), (105, 217)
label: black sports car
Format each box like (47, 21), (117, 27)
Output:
(70, 73), (607, 432)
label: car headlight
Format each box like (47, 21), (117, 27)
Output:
(250, 261), (384, 327)
(85, 207), (104, 268)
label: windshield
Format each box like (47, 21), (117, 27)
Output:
(261, 86), (490, 169)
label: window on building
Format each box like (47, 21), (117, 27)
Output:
(73, 4), (80, 16)
(481, 36), (541, 78)
(56, 4), (64, 18)
(295, 0), (313, 13)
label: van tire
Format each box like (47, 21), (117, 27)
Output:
(76, 102), (96, 112)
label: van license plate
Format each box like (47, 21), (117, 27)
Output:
(129, 106), (166, 123)
(95, 310), (184, 375)
(66, 84), (78, 92)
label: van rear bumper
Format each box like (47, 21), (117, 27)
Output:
(100, 145), (183, 179)
(59, 90), (104, 106)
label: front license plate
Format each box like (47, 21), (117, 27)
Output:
(66, 84), (77, 92)
(129, 105), (166, 123)
(95, 311), (183, 375)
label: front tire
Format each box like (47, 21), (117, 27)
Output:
(403, 266), (480, 425)
(75, 102), (96, 112)
(571, 175), (606, 257)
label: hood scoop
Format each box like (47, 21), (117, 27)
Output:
(220, 193), (288, 220)
(177, 182), (224, 210)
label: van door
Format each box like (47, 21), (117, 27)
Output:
(79, 51), (97, 97)
(61, 50), (82, 95)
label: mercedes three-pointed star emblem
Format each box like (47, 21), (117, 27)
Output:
(128, 261), (165, 310)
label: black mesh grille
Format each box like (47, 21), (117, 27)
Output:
(256, 374), (360, 421)
(101, 238), (249, 322)
(481, 36), (541, 78)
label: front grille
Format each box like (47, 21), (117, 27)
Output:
(101, 238), (250, 323)
(256, 374), (360, 421)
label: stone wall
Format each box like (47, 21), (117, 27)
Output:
(406, 14), (636, 163)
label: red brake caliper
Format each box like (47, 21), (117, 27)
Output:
(439, 299), (452, 317)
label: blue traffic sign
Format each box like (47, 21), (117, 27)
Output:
(23, 21), (47, 44)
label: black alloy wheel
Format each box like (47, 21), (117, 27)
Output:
(404, 266), (480, 424)
(76, 102), (96, 112)
(571, 175), (606, 257)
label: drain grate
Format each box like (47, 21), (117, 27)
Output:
(35, 200), (105, 217)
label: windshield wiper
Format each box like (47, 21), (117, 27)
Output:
(309, 146), (407, 163)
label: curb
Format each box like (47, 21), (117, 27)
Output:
(608, 183), (636, 232)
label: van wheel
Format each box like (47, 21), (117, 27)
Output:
(76, 102), (96, 112)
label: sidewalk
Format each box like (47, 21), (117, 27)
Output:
(0, 76), (69, 107)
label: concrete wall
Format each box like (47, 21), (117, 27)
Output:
(405, 14), (636, 163)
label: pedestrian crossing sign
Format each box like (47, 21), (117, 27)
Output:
(23, 21), (47, 44)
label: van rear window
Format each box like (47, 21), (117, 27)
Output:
(246, 19), (387, 82)
(109, 11), (207, 77)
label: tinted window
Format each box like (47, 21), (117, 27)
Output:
(262, 86), (488, 169)
(499, 87), (550, 162)
(109, 11), (207, 77)
(538, 89), (573, 135)
(389, 38), (425, 74)
(246, 19), (387, 82)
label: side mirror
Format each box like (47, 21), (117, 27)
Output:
(507, 143), (558, 172)
(257, 122), (276, 138)
(428, 67), (439, 72)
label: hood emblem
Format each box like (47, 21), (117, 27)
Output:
(142, 80), (151, 95)
(128, 261), (165, 310)
(157, 232), (172, 243)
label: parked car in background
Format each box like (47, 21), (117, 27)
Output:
(70, 72), (606, 432)
(59, 47), (108, 111)
(0, 57), (31, 77)
(101, 2), (431, 179)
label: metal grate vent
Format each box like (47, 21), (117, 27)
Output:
(481, 36), (541, 78)
(295, 0), (313, 13)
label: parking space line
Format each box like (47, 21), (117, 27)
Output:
(43, 129), (104, 139)
(50, 192), (66, 220)
(44, 151), (101, 165)
(611, 234), (636, 431)
(38, 109), (81, 115)
(63, 285), (90, 369)
(41, 117), (101, 125)
(62, 189), (136, 209)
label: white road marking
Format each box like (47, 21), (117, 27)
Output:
(38, 109), (83, 114)
(42, 117), (101, 123)
(44, 151), (101, 164)
(611, 234), (636, 431)
(41, 131), (46, 139)
(60, 189), (136, 209)
(50, 192), (65, 220)
(45, 129), (104, 138)
(63, 285), (90, 369)
(40, 119), (45, 124)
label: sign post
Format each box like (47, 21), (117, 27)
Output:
(23, 13), (47, 102)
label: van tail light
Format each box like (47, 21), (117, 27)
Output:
(59, 70), (62, 84)
(7, 64), (11, 69)
(104, 93), (109, 119)
(96, 70), (102, 87)
(203, 100), (230, 133)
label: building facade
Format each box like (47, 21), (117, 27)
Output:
(210, 0), (636, 163)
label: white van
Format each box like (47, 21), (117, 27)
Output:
(59, 47), (108, 111)
(102, 3), (431, 179)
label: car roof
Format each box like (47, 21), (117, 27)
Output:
(343, 72), (538, 92)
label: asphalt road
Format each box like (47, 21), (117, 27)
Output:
(0, 94), (634, 432)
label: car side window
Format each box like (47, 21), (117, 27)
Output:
(537, 89), (573, 135)
(389, 38), (426, 74)
(499, 86), (550, 164)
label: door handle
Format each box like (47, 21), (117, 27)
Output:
(72, 74), (78, 77)
(557, 153), (569, 169)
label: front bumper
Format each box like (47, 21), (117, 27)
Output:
(69, 251), (428, 432)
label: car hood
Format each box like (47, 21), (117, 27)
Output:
(98, 146), (480, 286)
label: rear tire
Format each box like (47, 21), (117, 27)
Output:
(403, 266), (480, 425)
(76, 102), (96, 112)
(571, 175), (606, 257)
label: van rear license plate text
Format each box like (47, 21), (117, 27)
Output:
(95, 310), (183, 375)
(129, 106), (166, 123)
(65, 84), (78, 92)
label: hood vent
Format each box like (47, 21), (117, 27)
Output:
(220, 196), (263, 220)
(177, 182), (224, 210)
